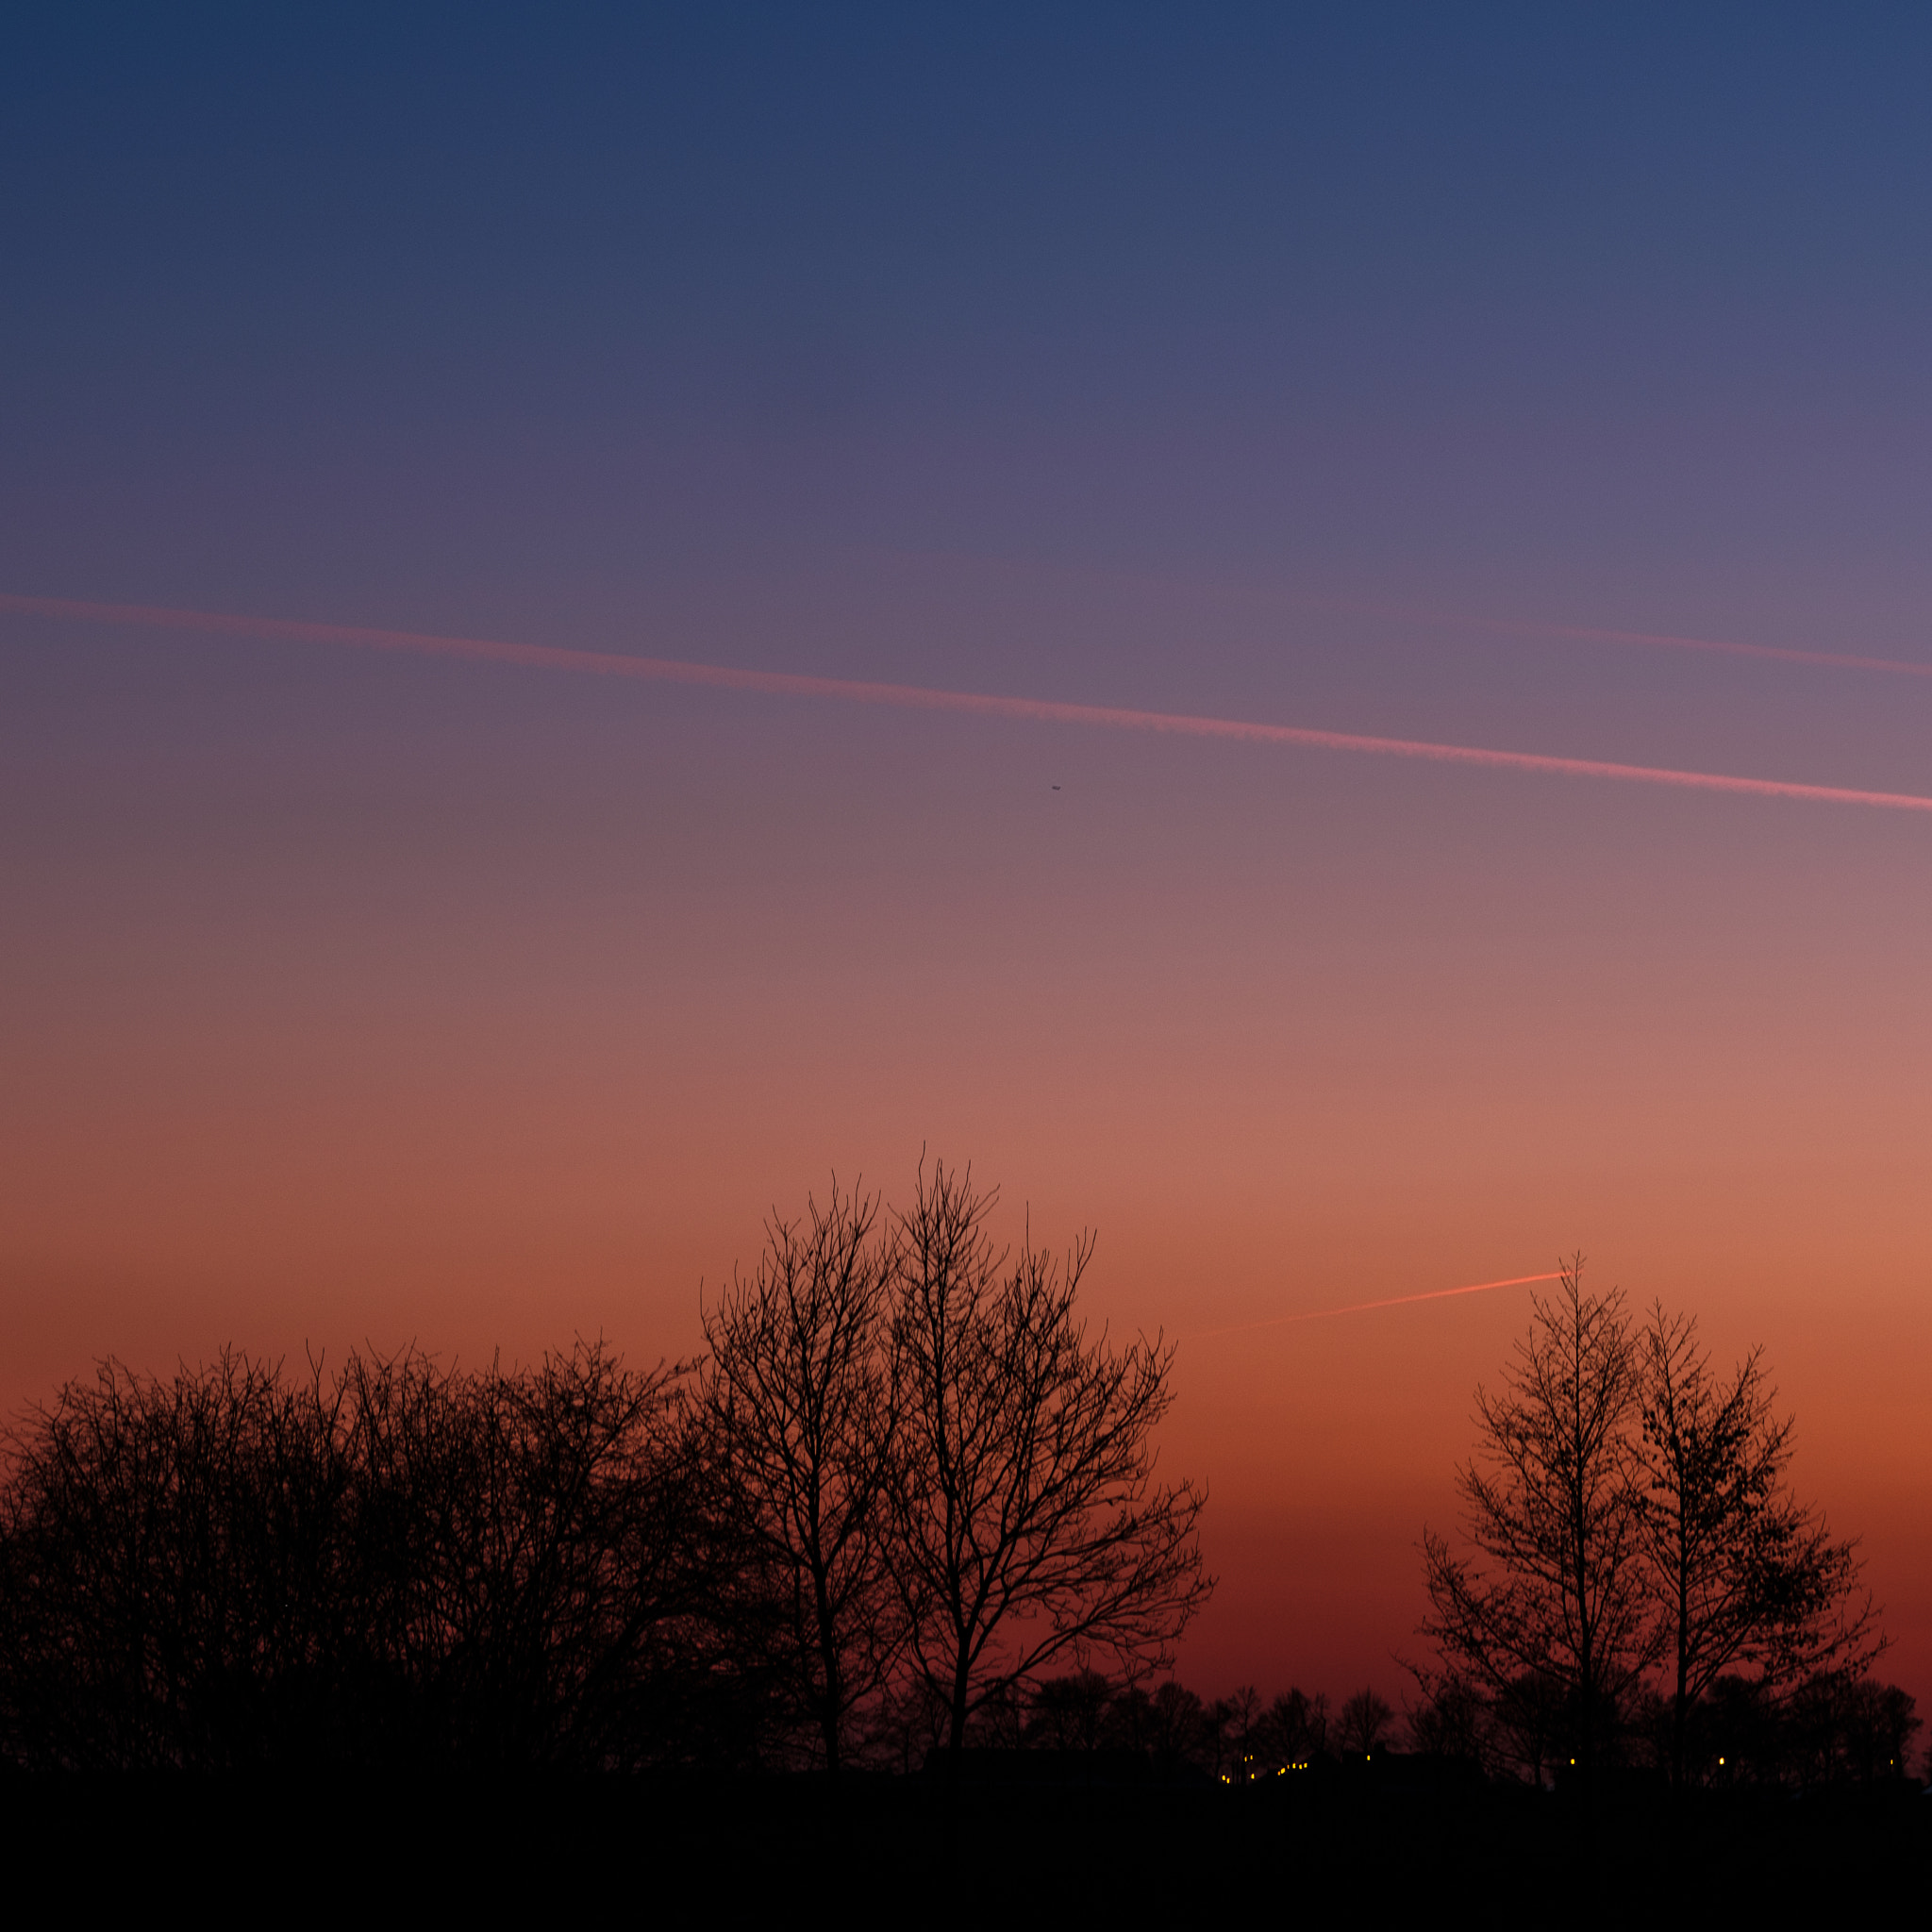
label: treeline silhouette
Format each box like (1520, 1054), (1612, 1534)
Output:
(0, 1161), (1211, 1774)
(910, 1665), (1920, 1792)
(1417, 1258), (1921, 1795)
(0, 1188), (1921, 1803)
(1404, 1665), (1920, 1791)
(0, 1343), (746, 1771)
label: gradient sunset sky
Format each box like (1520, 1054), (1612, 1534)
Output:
(4, 8), (1930, 1709)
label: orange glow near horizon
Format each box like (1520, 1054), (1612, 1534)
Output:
(3, 586), (1928, 1720)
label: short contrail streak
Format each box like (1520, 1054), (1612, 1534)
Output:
(1526, 619), (1932, 679)
(7, 592), (1932, 815)
(1333, 595), (1932, 681)
(1193, 1271), (1565, 1339)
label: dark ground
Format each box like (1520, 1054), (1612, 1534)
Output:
(3, 1764), (1923, 1918)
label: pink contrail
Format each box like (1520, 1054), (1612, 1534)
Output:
(1327, 593), (1932, 680)
(1193, 1271), (1565, 1340)
(7, 591), (1932, 815)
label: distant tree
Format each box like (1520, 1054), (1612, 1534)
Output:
(867, 1673), (952, 1775)
(968, 1676), (1028, 1748)
(1026, 1670), (1112, 1751)
(1784, 1674), (1921, 1789)
(1336, 1686), (1395, 1758)
(1490, 1670), (1568, 1787)
(1101, 1681), (1155, 1753)
(1420, 1258), (1657, 1800)
(1217, 1684), (1264, 1778)
(1405, 1672), (1492, 1768)
(1692, 1673), (1783, 1783)
(1146, 1679), (1210, 1773)
(699, 1179), (900, 1774)
(1633, 1303), (1879, 1785)
(887, 1158), (1212, 1767)
(1260, 1687), (1330, 1767)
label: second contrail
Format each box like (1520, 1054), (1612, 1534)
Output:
(1193, 1271), (1566, 1339)
(7, 592), (1932, 816)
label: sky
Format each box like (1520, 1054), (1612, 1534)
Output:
(3, 5), (1930, 1712)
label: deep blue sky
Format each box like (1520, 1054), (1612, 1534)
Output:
(6, 6), (1930, 665)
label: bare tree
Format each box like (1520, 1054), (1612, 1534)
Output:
(1420, 1258), (1657, 1796)
(0, 1342), (736, 1772)
(1783, 1673), (1921, 1788)
(1404, 1670), (1494, 1769)
(1260, 1686), (1330, 1768)
(0, 1351), (352, 1770)
(308, 1339), (726, 1770)
(1026, 1669), (1111, 1751)
(888, 1158), (1211, 1766)
(1218, 1683), (1264, 1778)
(1336, 1686), (1395, 1759)
(1634, 1303), (1879, 1784)
(698, 1179), (900, 1773)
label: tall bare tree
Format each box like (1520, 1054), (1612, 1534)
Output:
(887, 1158), (1211, 1765)
(1420, 1258), (1657, 1796)
(699, 1180), (901, 1773)
(1634, 1303), (1878, 1784)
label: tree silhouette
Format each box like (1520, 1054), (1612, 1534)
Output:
(1217, 1684), (1263, 1778)
(1404, 1671), (1493, 1769)
(1634, 1302), (1879, 1784)
(1026, 1669), (1112, 1751)
(699, 1179), (901, 1774)
(1336, 1686), (1394, 1759)
(0, 1351), (350, 1768)
(1420, 1258), (1657, 1796)
(887, 1158), (1211, 1766)
(0, 1343), (742, 1771)
(1146, 1679), (1210, 1774)
(337, 1341), (727, 1769)
(1260, 1686), (1330, 1767)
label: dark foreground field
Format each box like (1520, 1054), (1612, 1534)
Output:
(5, 1763), (1923, 1917)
